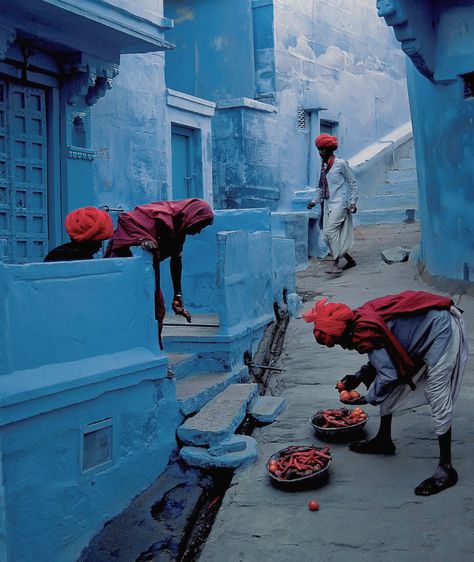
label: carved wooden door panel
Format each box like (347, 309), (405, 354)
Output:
(0, 79), (48, 263)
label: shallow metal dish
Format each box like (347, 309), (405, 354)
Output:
(266, 445), (332, 486)
(310, 409), (369, 438)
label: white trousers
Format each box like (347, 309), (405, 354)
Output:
(380, 307), (468, 435)
(323, 206), (354, 260)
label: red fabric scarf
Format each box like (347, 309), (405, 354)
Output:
(318, 155), (335, 200)
(351, 291), (453, 382)
(105, 198), (214, 260)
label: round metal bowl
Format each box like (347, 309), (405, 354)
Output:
(266, 445), (332, 487)
(310, 409), (369, 438)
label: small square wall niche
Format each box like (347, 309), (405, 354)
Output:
(81, 419), (114, 473)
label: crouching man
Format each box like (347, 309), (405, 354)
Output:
(303, 291), (468, 496)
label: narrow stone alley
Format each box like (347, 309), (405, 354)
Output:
(200, 223), (474, 562)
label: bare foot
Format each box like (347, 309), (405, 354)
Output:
(349, 438), (396, 455)
(414, 465), (458, 496)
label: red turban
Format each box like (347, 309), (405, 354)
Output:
(65, 207), (114, 242)
(303, 298), (354, 347)
(315, 134), (338, 150)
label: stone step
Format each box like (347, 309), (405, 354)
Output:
(162, 313), (219, 339)
(382, 179), (418, 195)
(371, 193), (419, 209)
(248, 396), (286, 423)
(180, 435), (258, 469)
(385, 169), (417, 184)
(176, 371), (241, 416)
(167, 352), (197, 379)
(177, 383), (259, 446)
(356, 207), (418, 225)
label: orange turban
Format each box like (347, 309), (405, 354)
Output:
(315, 134), (338, 150)
(65, 207), (114, 242)
(303, 298), (354, 347)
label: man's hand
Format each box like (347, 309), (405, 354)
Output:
(336, 375), (360, 391)
(307, 200), (316, 210)
(172, 295), (192, 323)
(348, 204), (357, 214)
(141, 240), (158, 252)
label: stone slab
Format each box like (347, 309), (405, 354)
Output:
(380, 246), (411, 264)
(248, 396), (286, 423)
(208, 435), (248, 456)
(176, 371), (239, 416)
(177, 383), (259, 446)
(180, 436), (258, 469)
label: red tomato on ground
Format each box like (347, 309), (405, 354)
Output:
(308, 500), (320, 511)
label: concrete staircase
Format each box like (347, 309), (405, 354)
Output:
(351, 122), (419, 225)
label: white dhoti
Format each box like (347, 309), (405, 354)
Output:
(380, 307), (468, 435)
(323, 206), (354, 260)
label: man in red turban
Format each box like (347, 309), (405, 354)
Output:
(304, 291), (468, 496)
(44, 207), (114, 262)
(308, 134), (358, 274)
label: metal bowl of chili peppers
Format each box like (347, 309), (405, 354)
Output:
(266, 445), (332, 486)
(310, 408), (369, 438)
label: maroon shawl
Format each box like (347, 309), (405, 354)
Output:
(351, 291), (453, 382)
(105, 198), (214, 259)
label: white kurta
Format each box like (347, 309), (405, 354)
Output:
(312, 157), (359, 260)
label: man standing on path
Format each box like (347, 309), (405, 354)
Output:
(303, 291), (469, 496)
(307, 134), (359, 274)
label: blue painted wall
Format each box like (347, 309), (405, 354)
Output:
(380, 0), (474, 282)
(164, 0), (256, 101)
(0, 253), (180, 561)
(161, 208), (294, 315)
(91, 54), (170, 210)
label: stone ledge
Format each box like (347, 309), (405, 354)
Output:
(216, 97), (277, 113)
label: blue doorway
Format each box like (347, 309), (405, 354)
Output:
(171, 124), (201, 200)
(0, 78), (49, 263)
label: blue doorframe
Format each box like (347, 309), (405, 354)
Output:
(171, 124), (203, 200)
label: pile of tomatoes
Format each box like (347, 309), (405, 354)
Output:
(336, 380), (361, 403)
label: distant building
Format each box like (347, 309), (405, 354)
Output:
(164, 0), (411, 212)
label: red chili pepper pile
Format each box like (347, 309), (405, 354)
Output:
(267, 446), (331, 481)
(314, 408), (368, 429)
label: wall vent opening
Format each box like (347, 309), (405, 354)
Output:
(297, 107), (308, 130)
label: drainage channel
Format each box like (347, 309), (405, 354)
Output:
(174, 305), (289, 561)
(79, 306), (289, 562)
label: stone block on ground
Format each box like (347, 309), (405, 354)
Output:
(208, 435), (248, 456)
(287, 293), (302, 318)
(180, 436), (258, 469)
(380, 246), (410, 264)
(248, 396), (286, 423)
(177, 383), (259, 446)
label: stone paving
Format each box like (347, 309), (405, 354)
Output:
(200, 223), (474, 562)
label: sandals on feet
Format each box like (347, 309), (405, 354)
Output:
(341, 260), (357, 271)
(414, 468), (458, 496)
(349, 439), (396, 455)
